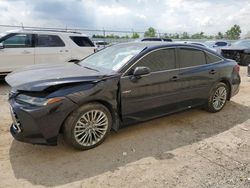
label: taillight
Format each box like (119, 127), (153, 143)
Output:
(234, 64), (240, 72)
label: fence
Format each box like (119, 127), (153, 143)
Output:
(0, 24), (236, 44)
(0, 24), (143, 44)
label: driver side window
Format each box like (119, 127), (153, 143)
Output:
(3, 33), (32, 48)
(130, 48), (176, 74)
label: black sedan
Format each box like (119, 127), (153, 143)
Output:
(221, 40), (250, 66)
(6, 42), (241, 150)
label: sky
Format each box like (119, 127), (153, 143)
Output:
(0, 0), (250, 36)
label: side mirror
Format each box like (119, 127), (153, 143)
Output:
(0, 43), (4, 49)
(133, 66), (150, 77)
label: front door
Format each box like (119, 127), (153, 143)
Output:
(120, 48), (183, 122)
(0, 33), (34, 73)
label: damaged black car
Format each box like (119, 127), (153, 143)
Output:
(221, 40), (250, 66)
(6, 42), (241, 150)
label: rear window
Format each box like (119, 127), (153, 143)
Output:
(163, 38), (172, 42)
(70, 36), (94, 47)
(36, 35), (65, 47)
(179, 48), (206, 68)
(215, 42), (227, 46)
(206, 52), (222, 63)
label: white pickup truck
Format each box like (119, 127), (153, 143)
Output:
(0, 29), (96, 76)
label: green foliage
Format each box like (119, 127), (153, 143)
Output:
(191, 32), (204, 39)
(92, 34), (104, 38)
(181, 32), (190, 39)
(225, 24), (241, 40)
(92, 34), (120, 39)
(216, 32), (224, 39)
(132, 32), (140, 39)
(144, 27), (156, 37)
(92, 24), (241, 40)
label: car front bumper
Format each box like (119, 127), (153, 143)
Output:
(9, 96), (77, 146)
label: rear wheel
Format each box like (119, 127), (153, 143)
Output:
(63, 103), (112, 150)
(205, 82), (229, 113)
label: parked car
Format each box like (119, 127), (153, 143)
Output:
(0, 29), (96, 76)
(93, 41), (110, 52)
(141, 37), (172, 42)
(178, 41), (217, 52)
(6, 42), (240, 150)
(205, 40), (230, 54)
(221, 40), (250, 66)
(205, 41), (230, 48)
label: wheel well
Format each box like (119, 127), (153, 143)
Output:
(220, 79), (231, 100)
(59, 100), (116, 133)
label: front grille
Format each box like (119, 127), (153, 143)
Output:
(10, 107), (22, 133)
(8, 91), (17, 100)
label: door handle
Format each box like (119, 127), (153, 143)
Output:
(22, 50), (31, 54)
(209, 70), (217, 74)
(171, 76), (179, 81)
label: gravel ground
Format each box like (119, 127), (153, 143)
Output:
(0, 68), (249, 188)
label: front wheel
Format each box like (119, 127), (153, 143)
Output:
(205, 82), (229, 113)
(63, 103), (112, 150)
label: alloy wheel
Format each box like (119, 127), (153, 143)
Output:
(212, 86), (227, 110)
(74, 110), (109, 146)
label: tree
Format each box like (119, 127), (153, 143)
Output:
(181, 32), (190, 39)
(216, 32), (224, 39)
(191, 32), (205, 39)
(225, 24), (241, 40)
(132, 32), (140, 39)
(144, 27), (156, 37)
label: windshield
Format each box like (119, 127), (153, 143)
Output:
(232, 40), (250, 48)
(0, 33), (7, 39)
(79, 43), (146, 72)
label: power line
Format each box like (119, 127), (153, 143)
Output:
(0, 24), (149, 34)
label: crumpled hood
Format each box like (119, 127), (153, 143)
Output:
(5, 63), (115, 91)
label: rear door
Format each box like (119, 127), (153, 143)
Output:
(69, 36), (95, 59)
(34, 34), (71, 64)
(0, 33), (34, 73)
(120, 48), (183, 122)
(177, 47), (221, 105)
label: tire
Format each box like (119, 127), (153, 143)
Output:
(205, 82), (229, 113)
(63, 103), (112, 150)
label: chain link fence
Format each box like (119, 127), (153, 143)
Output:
(0, 24), (236, 44)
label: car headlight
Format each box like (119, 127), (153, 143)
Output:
(16, 94), (64, 106)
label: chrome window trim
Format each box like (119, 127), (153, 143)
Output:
(122, 47), (176, 76)
(121, 45), (224, 78)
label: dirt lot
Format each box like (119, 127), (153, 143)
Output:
(0, 68), (249, 188)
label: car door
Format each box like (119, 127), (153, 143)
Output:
(0, 33), (34, 73)
(176, 47), (220, 105)
(120, 48), (184, 122)
(34, 34), (71, 64)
